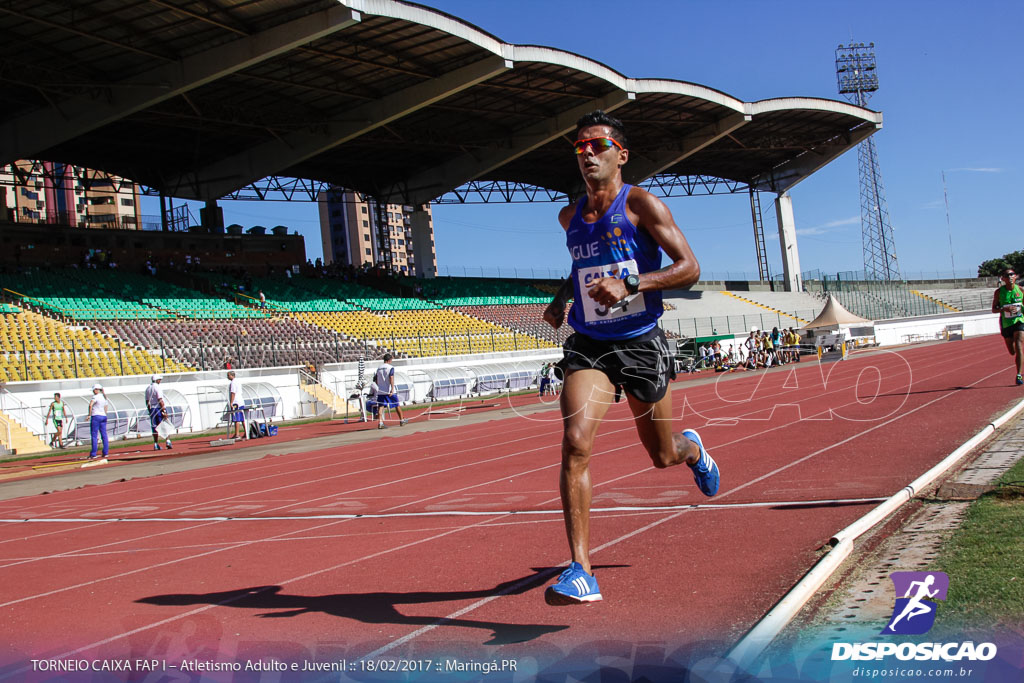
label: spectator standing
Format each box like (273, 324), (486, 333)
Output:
(539, 362), (551, 397)
(787, 328), (801, 363)
(546, 362), (559, 395)
(743, 330), (758, 368)
(761, 331), (773, 367)
(771, 327), (784, 365)
(88, 384), (109, 461)
(373, 353), (408, 429)
(145, 374), (172, 451)
(227, 370), (244, 439)
(699, 343), (710, 369)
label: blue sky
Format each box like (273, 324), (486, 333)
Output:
(156, 0), (1022, 280)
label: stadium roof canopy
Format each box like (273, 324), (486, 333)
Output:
(0, 0), (882, 205)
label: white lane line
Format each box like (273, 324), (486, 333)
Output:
(0, 496), (886, 523)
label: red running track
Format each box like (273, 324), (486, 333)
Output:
(0, 335), (1021, 681)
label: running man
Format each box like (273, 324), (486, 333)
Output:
(541, 110), (721, 605)
(45, 392), (66, 449)
(992, 268), (1024, 385)
(373, 353), (408, 429)
(145, 374), (173, 450)
(886, 574), (939, 632)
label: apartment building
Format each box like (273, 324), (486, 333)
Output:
(318, 188), (437, 277)
(0, 161), (141, 229)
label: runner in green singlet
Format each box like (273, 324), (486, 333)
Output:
(45, 392), (66, 449)
(991, 268), (1024, 386)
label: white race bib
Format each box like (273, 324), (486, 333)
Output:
(1004, 303), (1022, 319)
(577, 259), (646, 323)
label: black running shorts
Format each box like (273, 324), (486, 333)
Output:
(1001, 322), (1024, 338)
(557, 327), (676, 403)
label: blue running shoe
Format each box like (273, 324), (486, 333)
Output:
(1017, 374), (1023, 386)
(682, 429), (720, 497)
(545, 562), (602, 605)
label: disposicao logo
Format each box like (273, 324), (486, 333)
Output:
(883, 571), (948, 635)
(831, 571), (998, 662)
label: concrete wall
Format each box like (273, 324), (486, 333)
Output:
(0, 366), (306, 445)
(1, 348), (565, 444)
(872, 310), (998, 347)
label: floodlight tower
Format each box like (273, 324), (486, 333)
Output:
(836, 42), (901, 280)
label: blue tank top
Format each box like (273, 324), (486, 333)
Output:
(565, 184), (664, 340)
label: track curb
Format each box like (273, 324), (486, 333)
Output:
(725, 394), (1024, 672)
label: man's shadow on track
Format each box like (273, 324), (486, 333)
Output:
(136, 567), (620, 645)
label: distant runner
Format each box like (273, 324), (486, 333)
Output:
(992, 268), (1024, 385)
(45, 392), (66, 449)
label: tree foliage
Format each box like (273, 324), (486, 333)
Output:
(979, 250), (1024, 277)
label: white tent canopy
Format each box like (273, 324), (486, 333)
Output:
(801, 295), (873, 330)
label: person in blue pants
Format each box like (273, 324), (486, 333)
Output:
(88, 384), (110, 461)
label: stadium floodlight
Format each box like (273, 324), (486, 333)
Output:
(835, 41), (900, 281)
(835, 43), (879, 105)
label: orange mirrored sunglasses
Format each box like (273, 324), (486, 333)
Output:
(573, 136), (624, 155)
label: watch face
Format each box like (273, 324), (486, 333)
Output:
(626, 274), (640, 293)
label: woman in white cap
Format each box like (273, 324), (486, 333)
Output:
(88, 384), (110, 460)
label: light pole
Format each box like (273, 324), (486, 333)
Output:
(941, 171), (956, 280)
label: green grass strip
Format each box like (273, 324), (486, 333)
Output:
(931, 456), (1024, 631)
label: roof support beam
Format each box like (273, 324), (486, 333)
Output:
(398, 90), (634, 206)
(751, 123), (879, 193)
(0, 5), (361, 165)
(623, 112), (750, 185)
(172, 55), (512, 200)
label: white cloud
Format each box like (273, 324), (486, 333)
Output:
(794, 226), (831, 236)
(819, 216), (860, 229)
(947, 167), (1003, 173)
(766, 215), (859, 240)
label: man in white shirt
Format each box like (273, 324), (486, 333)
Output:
(744, 330), (759, 368)
(546, 363), (558, 395)
(373, 354), (408, 429)
(227, 370), (244, 439)
(145, 374), (172, 450)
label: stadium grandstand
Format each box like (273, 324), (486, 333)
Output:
(0, 0), (1001, 457)
(0, 267), (581, 380)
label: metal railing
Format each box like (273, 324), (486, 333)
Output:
(661, 310), (820, 339)
(296, 369), (336, 419)
(0, 386), (47, 435)
(820, 276), (947, 320)
(0, 413), (12, 453)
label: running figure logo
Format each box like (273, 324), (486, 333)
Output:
(882, 571), (949, 635)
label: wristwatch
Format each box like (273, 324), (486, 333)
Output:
(624, 273), (641, 295)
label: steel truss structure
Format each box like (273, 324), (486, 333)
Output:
(836, 42), (900, 281)
(131, 174), (749, 204)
